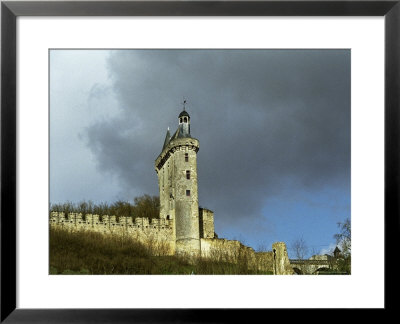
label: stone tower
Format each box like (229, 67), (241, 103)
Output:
(155, 108), (201, 256)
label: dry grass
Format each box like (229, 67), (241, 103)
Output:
(49, 228), (272, 275)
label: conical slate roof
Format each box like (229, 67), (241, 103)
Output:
(162, 128), (171, 150)
(161, 109), (193, 151)
(162, 125), (192, 151)
(170, 125), (192, 141)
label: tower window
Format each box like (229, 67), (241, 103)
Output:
(186, 170), (190, 179)
(180, 117), (182, 123)
(184, 117), (188, 123)
(185, 153), (188, 162)
(186, 190), (191, 196)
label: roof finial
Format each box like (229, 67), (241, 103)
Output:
(181, 97), (187, 111)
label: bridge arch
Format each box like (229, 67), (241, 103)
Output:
(292, 267), (303, 275)
(314, 267), (330, 275)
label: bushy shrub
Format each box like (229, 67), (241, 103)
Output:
(50, 195), (160, 221)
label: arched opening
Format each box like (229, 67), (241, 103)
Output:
(184, 117), (188, 123)
(180, 117), (182, 123)
(314, 267), (330, 275)
(166, 215), (170, 220)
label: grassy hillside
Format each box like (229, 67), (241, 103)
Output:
(49, 228), (272, 275)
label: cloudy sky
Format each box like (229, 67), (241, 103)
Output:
(50, 49), (350, 258)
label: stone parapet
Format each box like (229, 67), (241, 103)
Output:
(155, 137), (199, 171)
(50, 212), (173, 235)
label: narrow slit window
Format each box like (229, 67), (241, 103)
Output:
(185, 153), (188, 162)
(186, 190), (191, 196)
(186, 170), (190, 179)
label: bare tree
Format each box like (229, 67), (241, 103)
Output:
(310, 246), (319, 256)
(133, 195), (160, 220)
(256, 241), (269, 252)
(50, 195), (160, 221)
(334, 218), (351, 274)
(290, 237), (309, 260)
(334, 218), (351, 256)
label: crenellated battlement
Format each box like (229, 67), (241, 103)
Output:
(50, 212), (173, 229)
(50, 211), (174, 240)
(155, 137), (199, 171)
(50, 211), (176, 255)
(49, 210), (290, 272)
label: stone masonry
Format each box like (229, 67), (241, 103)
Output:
(50, 212), (176, 255)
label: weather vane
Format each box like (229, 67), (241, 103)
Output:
(181, 97), (188, 111)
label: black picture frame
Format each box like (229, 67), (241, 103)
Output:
(1, 0), (399, 322)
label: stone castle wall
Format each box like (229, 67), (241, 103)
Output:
(272, 242), (294, 275)
(199, 208), (215, 239)
(50, 212), (292, 274)
(50, 212), (175, 255)
(255, 252), (275, 273)
(50, 208), (215, 249)
(201, 238), (253, 263)
(201, 238), (286, 274)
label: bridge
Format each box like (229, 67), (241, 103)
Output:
(289, 258), (331, 275)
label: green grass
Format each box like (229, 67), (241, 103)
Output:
(49, 228), (272, 275)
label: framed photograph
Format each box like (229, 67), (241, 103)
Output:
(1, 0), (398, 321)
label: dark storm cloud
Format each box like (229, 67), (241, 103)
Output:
(84, 50), (350, 231)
